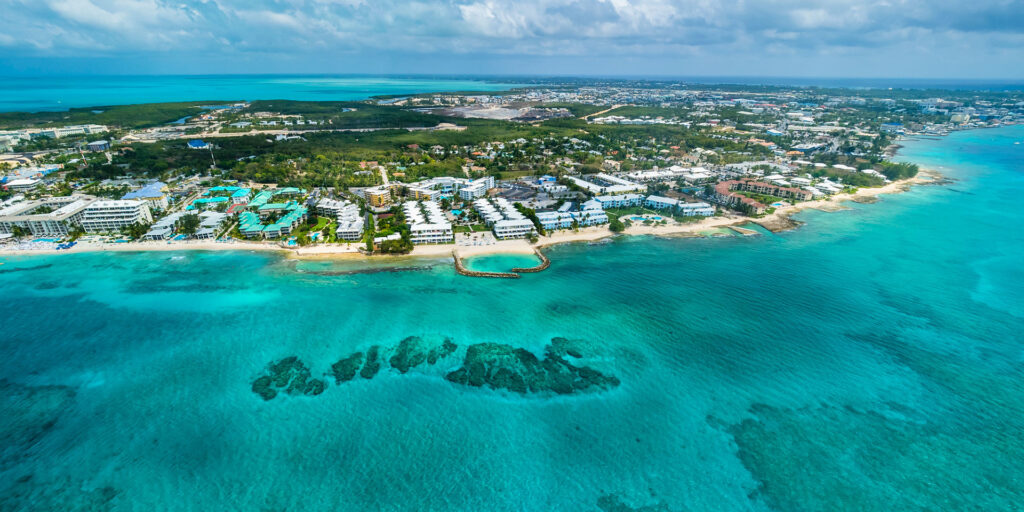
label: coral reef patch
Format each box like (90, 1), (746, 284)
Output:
(251, 357), (327, 401)
(445, 341), (619, 395)
(252, 336), (617, 400)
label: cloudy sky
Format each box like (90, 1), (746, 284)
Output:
(1, 0), (1022, 78)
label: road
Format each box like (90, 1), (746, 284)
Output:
(580, 104), (625, 121)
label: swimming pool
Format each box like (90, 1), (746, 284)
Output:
(630, 216), (645, 221)
(31, 238), (58, 243)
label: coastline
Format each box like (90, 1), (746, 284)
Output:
(0, 170), (938, 262)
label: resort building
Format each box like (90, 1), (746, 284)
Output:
(405, 176), (495, 201)
(0, 195), (96, 236)
(237, 201), (308, 239)
(315, 197), (365, 241)
(536, 211), (575, 231)
(536, 208), (609, 231)
(473, 197), (535, 239)
(79, 200), (153, 233)
(493, 219), (536, 239)
(457, 176), (495, 200)
(574, 209), (609, 226)
(641, 196), (715, 217)
(677, 202), (715, 217)
(644, 195), (679, 210)
(594, 194), (645, 209)
(195, 211), (228, 239)
(403, 200), (453, 244)
(714, 180), (813, 214)
(364, 185), (393, 208)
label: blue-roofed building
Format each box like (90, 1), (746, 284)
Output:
(187, 139), (209, 150)
(122, 181), (169, 210)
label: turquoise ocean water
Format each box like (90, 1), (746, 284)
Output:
(0, 75), (520, 112)
(1, 126), (1022, 511)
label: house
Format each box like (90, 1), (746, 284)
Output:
(187, 139), (209, 150)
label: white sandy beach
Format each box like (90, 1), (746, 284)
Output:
(0, 171), (936, 261)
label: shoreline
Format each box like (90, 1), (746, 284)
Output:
(0, 169), (939, 262)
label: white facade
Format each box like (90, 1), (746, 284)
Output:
(0, 195), (95, 236)
(409, 223), (454, 244)
(677, 202), (715, 217)
(80, 200), (153, 233)
(595, 194), (645, 208)
(644, 195), (679, 210)
(319, 198), (365, 241)
(493, 219), (535, 239)
(403, 200), (453, 244)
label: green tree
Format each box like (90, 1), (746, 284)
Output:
(177, 214), (201, 236)
(609, 216), (625, 233)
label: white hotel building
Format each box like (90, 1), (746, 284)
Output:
(0, 195), (151, 236)
(319, 198), (365, 241)
(406, 176), (495, 202)
(473, 197), (535, 239)
(79, 200), (153, 233)
(403, 200), (453, 244)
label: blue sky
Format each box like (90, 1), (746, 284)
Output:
(2, 0), (1022, 78)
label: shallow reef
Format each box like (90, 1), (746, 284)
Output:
(250, 357), (327, 401)
(253, 336), (617, 400)
(330, 352), (363, 383)
(445, 341), (620, 395)
(721, 402), (1024, 511)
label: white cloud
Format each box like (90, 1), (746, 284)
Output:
(0, 0), (1020, 74)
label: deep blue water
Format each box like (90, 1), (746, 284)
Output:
(0, 75), (521, 112)
(0, 126), (1022, 511)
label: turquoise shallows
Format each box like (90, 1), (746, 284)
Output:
(1, 126), (1023, 510)
(0, 75), (521, 112)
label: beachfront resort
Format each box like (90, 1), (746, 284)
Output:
(3, 81), (1018, 255)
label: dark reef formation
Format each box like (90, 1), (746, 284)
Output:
(390, 336), (458, 373)
(359, 345), (383, 379)
(445, 340), (619, 394)
(253, 336), (618, 400)
(251, 357), (327, 401)
(330, 352), (363, 383)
